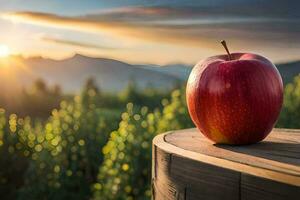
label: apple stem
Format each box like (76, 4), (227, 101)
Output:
(221, 40), (232, 61)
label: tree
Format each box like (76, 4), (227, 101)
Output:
(277, 74), (300, 128)
(81, 77), (100, 107)
(119, 79), (140, 104)
(84, 77), (100, 94)
(32, 78), (47, 94)
(51, 84), (62, 97)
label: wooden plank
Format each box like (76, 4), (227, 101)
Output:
(152, 128), (300, 200)
(170, 154), (240, 200)
(241, 174), (300, 200)
(152, 145), (186, 200)
(152, 176), (185, 200)
(153, 142), (240, 200)
(165, 128), (300, 179)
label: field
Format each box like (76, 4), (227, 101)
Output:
(0, 74), (299, 200)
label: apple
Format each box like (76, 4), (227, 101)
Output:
(186, 40), (283, 145)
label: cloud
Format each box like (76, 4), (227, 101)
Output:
(1, 6), (300, 49)
(83, 3), (300, 21)
(0, 10), (212, 47)
(1, 11), (128, 33)
(41, 36), (120, 50)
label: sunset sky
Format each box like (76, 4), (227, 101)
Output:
(0, 0), (299, 64)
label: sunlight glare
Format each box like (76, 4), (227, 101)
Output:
(0, 45), (10, 58)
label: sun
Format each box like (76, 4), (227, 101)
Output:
(0, 45), (10, 58)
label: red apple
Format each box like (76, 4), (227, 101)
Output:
(186, 41), (283, 145)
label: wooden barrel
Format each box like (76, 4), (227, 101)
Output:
(152, 128), (300, 200)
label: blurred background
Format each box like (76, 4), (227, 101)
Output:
(0, 0), (299, 199)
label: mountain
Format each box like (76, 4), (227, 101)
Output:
(276, 61), (300, 84)
(155, 61), (300, 85)
(1, 54), (182, 92)
(139, 63), (191, 81)
(0, 54), (299, 94)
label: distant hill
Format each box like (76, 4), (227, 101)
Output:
(0, 54), (181, 92)
(0, 54), (299, 93)
(155, 61), (300, 85)
(139, 63), (191, 81)
(276, 61), (300, 84)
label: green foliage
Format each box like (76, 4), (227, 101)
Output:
(277, 74), (300, 128)
(0, 76), (170, 118)
(18, 89), (120, 200)
(157, 89), (193, 132)
(0, 78), (63, 118)
(0, 86), (120, 200)
(0, 82), (188, 200)
(119, 80), (170, 110)
(93, 89), (193, 200)
(0, 112), (40, 199)
(20, 79), (63, 118)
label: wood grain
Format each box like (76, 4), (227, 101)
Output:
(152, 128), (300, 200)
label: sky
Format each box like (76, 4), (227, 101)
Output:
(0, 0), (299, 64)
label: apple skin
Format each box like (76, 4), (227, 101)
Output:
(186, 53), (283, 145)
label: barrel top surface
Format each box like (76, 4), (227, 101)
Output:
(155, 128), (300, 186)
